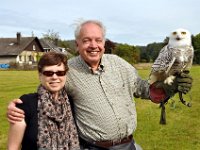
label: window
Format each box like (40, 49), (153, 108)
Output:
(33, 45), (36, 51)
(19, 55), (22, 61)
(29, 55), (33, 61)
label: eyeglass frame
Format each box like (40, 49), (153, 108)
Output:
(41, 70), (67, 77)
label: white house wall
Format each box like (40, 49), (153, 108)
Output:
(17, 51), (43, 64)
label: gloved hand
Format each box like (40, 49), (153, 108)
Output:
(176, 71), (193, 94)
(157, 71), (193, 97)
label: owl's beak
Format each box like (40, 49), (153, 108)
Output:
(176, 37), (181, 40)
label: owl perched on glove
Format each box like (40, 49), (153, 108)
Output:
(149, 28), (194, 85)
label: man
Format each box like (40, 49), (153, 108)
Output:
(7, 20), (193, 150)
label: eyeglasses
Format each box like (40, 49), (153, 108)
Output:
(42, 70), (67, 77)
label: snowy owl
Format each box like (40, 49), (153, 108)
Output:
(149, 28), (194, 85)
(149, 28), (194, 124)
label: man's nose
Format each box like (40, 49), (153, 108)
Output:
(89, 40), (98, 48)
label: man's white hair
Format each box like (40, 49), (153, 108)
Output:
(74, 19), (106, 40)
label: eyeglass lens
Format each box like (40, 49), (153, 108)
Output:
(42, 71), (66, 76)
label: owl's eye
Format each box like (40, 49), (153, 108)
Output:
(172, 32), (177, 35)
(181, 31), (186, 35)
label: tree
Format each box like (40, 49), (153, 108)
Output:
(192, 34), (200, 64)
(146, 42), (165, 62)
(105, 39), (116, 54)
(114, 44), (140, 64)
(42, 29), (60, 45)
(137, 46), (150, 62)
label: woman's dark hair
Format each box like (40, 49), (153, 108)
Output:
(38, 52), (69, 73)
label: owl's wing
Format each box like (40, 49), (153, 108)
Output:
(151, 45), (175, 73)
(149, 46), (175, 84)
(165, 57), (176, 74)
(186, 46), (194, 69)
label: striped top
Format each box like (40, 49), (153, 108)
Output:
(66, 54), (150, 141)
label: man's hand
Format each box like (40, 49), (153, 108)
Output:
(150, 71), (193, 103)
(163, 71), (193, 96)
(176, 71), (193, 94)
(7, 99), (25, 124)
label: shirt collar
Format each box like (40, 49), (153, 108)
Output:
(78, 55), (105, 74)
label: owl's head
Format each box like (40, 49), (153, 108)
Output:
(168, 28), (192, 48)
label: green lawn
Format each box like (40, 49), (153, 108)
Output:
(0, 70), (39, 149)
(0, 66), (200, 150)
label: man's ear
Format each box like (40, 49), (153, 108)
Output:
(75, 40), (78, 47)
(75, 40), (79, 52)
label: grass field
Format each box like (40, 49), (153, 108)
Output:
(0, 66), (200, 149)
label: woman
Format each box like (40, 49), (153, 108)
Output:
(7, 52), (80, 150)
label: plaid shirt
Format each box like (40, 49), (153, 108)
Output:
(66, 54), (150, 141)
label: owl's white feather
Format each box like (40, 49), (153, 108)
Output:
(149, 28), (194, 85)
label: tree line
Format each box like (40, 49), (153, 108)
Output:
(42, 30), (200, 65)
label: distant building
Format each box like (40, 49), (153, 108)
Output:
(0, 32), (45, 65)
(40, 38), (66, 53)
(0, 33), (66, 67)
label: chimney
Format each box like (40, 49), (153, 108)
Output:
(17, 32), (21, 44)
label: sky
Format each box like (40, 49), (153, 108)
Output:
(1, 0), (200, 46)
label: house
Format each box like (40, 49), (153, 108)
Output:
(0, 33), (72, 69)
(40, 38), (66, 53)
(0, 32), (45, 65)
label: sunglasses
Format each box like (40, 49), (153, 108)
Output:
(42, 70), (67, 77)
